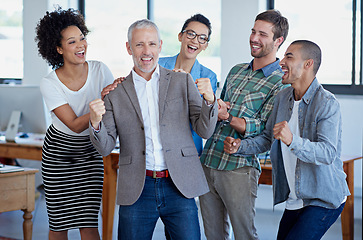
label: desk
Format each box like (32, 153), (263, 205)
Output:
(0, 168), (38, 240)
(0, 142), (360, 240)
(0, 141), (43, 161)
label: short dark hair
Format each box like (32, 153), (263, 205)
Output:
(181, 13), (212, 40)
(291, 40), (322, 75)
(255, 9), (289, 48)
(35, 7), (89, 69)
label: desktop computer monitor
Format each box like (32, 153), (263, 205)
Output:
(0, 85), (51, 141)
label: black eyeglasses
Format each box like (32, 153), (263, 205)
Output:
(182, 30), (209, 44)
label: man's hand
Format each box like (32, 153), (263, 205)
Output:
(273, 121), (293, 146)
(89, 99), (106, 130)
(224, 136), (241, 154)
(173, 68), (187, 73)
(217, 99), (231, 121)
(101, 77), (125, 100)
(195, 78), (215, 104)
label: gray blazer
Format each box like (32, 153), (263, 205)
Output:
(90, 66), (218, 205)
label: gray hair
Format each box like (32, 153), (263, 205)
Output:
(127, 19), (161, 43)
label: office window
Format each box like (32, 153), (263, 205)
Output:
(153, 0), (221, 82)
(0, 0), (22, 79)
(275, 0), (355, 85)
(85, 0), (147, 78)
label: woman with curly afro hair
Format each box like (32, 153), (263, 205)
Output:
(35, 7), (114, 239)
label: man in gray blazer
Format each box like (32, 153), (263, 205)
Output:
(89, 19), (217, 240)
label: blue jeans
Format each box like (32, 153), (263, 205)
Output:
(277, 202), (345, 240)
(118, 176), (201, 240)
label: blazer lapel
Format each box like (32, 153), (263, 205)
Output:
(121, 73), (143, 123)
(158, 67), (171, 121)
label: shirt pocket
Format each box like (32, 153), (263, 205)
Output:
(118, 156), (132, 166)
(181, 147), (198, 157)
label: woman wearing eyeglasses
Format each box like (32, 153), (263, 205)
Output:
(159, 14), (217, 240)
(159, 13), (218, 157)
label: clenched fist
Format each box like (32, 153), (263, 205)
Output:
(89, 98), (106, 130)
(223, 136), (241, 154)
(273, 121), (293, 146)
(195, 78), (215, 104)
(217, 99), (231, 121)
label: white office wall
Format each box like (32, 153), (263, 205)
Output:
(337, 95), (363, 196)
(23, 0), (49, 85)
(220, 0), (268, 87)
(220, 0), (258, 87)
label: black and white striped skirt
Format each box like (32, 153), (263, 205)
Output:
(41, 124), (104, 231)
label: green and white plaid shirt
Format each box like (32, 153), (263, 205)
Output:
(200, 59), (286, 171)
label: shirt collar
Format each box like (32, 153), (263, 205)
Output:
(248, 58), (282, 77)
(301, 78), (319, 105)
(132, 64), (160, 83)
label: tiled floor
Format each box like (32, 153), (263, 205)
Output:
(0, 185), (361, 240)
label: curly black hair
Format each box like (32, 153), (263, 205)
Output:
(35, 7), (89, 70)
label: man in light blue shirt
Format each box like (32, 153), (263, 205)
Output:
(159, 13), (218, 156)
(224, 40), (350, 240)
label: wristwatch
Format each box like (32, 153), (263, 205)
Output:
(225, 113), (233, 124)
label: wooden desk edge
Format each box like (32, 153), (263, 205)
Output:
(0, 168), (38, 177)
(0, 143), (42, 161)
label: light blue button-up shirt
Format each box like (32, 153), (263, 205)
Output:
(235, 78), (350, 209)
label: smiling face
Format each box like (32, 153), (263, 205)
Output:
(279, 44), (306, 85)
(250, 20), (279, 59)
(126, 26), (162, 80)
(178, 21), (209, 60)
(57, 25), (87, 66)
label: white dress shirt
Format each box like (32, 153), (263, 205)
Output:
(132, 65), (167, 171)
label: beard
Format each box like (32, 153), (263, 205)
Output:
(132, 54), (159, 73)
(250, 41), (275, 58)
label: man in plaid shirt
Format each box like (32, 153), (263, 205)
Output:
(199, 10), (289, 240)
